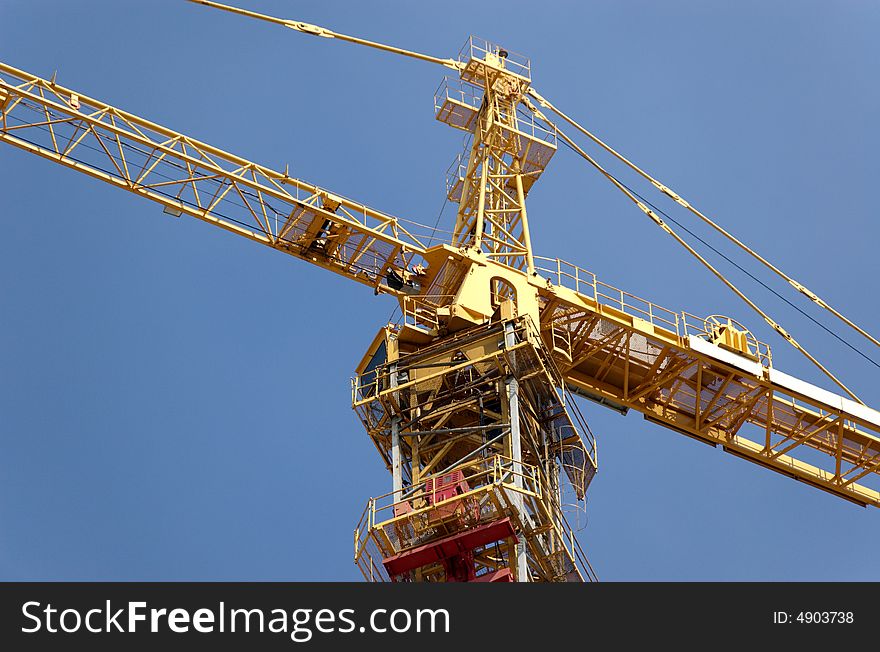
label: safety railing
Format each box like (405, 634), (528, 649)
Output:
(535, 255), (773, 367)
(445, 153), (467, 201)
(680, 312), (772, 367)
(562, 389), (599, 471)
(434, 76), (483, 118)
(400, 294), (455, 332)
(536, 256), (679, 333)
(351, 315), (551, 409)
(434, 77), (557, 148)
(562, 512), (599, 582)
(361, 455), (531, 528)
(361, 455), (541, 532)
(458, 36), (531, 81)
(351, 363), (383, 407)
(354, 456), (541, 578)
(354, 453), (597, 581)
(508, 106), (558, 148)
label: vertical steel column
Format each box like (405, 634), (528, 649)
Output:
(514, 171), (535, 275)
(390, 362), (402, 503)
(504, 321), (529, 582)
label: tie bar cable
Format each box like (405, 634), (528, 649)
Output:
(548, 122), (864, 404)
(526, 87), (880, 353)
(189, 0), (463, 71)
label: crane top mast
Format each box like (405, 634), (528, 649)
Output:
(189, 0), (557, 330)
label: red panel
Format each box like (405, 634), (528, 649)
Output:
(473, 568), (513, 582)
(383, 517), (517, 577)
(425, 470), (470, 504)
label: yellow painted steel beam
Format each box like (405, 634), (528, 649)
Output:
(188, 0), (463, 72)
(0, 61), (426, 294)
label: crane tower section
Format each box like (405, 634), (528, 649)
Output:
(352, 40), (598, 582)
(353, 316), (598, 582)
(438, 37), (554, 275)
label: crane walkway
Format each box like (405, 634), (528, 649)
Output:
(537, 257), (880, 506)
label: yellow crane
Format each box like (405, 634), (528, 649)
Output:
(2, 1), (879, 582)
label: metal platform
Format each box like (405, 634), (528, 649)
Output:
(457, 36), (532, 85)
(354, 455), (594, 582)
(535, 256), (880, 506)
(434, 76), (558, 186)
(352, 317), (599, 582)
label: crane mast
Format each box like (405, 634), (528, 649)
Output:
(350, 40), (601, 582)
(444, 40), (544, 274)
(2, 1), (880, 582)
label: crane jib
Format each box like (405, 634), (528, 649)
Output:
(0, 62), (426, 297)
(541, 277), (880, 506)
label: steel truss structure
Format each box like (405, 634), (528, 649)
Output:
(353, 317), (597, 582)
(0, 62), (426, 294)
(2, 1), (880, 582)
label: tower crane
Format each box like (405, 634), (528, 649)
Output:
(2, 1), (879, 582)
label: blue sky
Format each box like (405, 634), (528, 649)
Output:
(1, 0), (878, 580)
